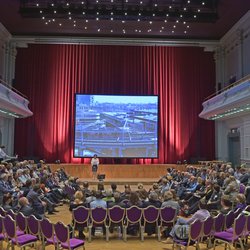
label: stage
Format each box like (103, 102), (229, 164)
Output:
(49, 163), (188, 179)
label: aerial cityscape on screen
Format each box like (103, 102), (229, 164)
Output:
(74, 94), (158, 158)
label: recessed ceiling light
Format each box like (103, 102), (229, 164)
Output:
(149, 21), (152, 24)
(59, 23), (62, 26)
(137, 19), (140, 22)
(85, 26), (87, 29)
(110, 17), (113, 20)
(40, 10), (43, 13)
(36, 3), (39, 7)
(54, 10), (57, 13)
(172, 30), (174, 33)
(122, 20), (125, 23)
(97, 28), (100, 32)
(111, 29), (113, 32)
(68, 12), (71, 15)
(86, 20), (88, 22)
(96, 17), (99, 21)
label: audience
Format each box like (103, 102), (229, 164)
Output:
(2, 158), (250, 242)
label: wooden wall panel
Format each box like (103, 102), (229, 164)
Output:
(49, 164), (188, 179)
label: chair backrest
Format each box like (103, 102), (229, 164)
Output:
(203, 216), (214, 237)
(7, 209), (17, 219)
(126, 206), (143, 224)
(54, 222), (69, 244)
(3, 214), (16, 238)
(160, 206), (177, 225)
(245, 214), (250, 232)
(225, 210), (235, 230)
(108, 205), (125, 224)
(27, 215), (40, 236)
(233, 213), (246, 237)
(90, 207), (108, 224)
(0, 215), (4, 234)
(72, 206), (89, 225)
(16, 212), (27, 232)
(143, 206), (160, 224)
(213, 213), (225, 233)
(40, 218), (54, 239)
(244, 205), (250, 212)
(234, 208), (243, 218)
(0, 207), (6, 216)
(189, 219), (203, 241)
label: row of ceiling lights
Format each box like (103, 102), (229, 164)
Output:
(30, 0), (212, 34)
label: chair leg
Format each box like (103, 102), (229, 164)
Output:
(88, 225), (92, 242)
(123, 226), (127, 242)
(105, 226), (109, 242)
(238, 239), (245, 250)
(157, 225), (161, 242)
(141, 226), (144, 242)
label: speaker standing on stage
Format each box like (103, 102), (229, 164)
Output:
(91, 154), (99, 180)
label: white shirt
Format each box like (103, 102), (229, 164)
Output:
(91, 157), (99, 166)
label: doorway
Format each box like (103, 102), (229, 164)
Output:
(228, 132), (241, 167)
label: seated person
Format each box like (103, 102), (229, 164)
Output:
(219, 195), (233, 214)
(169, 207), (210, 240)
(234, 193), (247, 211)
(161, 191), (180, 215)
(69, 191), (88, 211)
(18, 197), (34, 217)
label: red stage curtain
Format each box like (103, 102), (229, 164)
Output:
(14, 44), (215, 164)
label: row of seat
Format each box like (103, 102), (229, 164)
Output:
(175, 211), (250, 250)
(0, 209), (85, 250)
(71, 205), (178, 242)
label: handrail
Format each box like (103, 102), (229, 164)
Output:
(0, 78), (28, 99)
(204, 74), (250, 101)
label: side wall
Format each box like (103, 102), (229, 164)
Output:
(0, 23), (15, 155)
(215, 11), (250, 164)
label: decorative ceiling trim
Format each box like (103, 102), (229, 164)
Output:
(11, 35), (219, 50)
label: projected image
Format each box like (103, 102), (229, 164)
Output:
(74, 94), (158, 158)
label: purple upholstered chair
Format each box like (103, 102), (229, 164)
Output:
(124, 206), (143, 241)
(224, 210), (235, 230)
(27, 215), (41, 242)
(210, 213), (225, 239)
(172, 219), (203, 250)
(54, 221), (85, 250)
(213, 213), (246, 250)
(16, 212), (27, 236)
(72, 206), (90, 238)
(40, 218), (59, 249)
(242, 214), (250, 245)
(201, 216), (214, 248)
(142, 206), (160, 241)
(0, 215), (5, 249)
(159, 206), (177, 241)
(3, 214), (37, 249)
(89, 207), (108, 242)
(107, 205), (126, 241)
